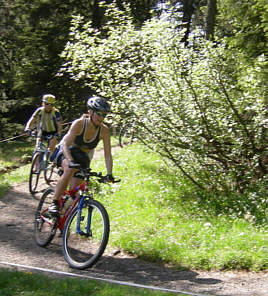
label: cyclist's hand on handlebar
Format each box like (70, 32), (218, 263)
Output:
(24, 129), (31, 137)
(104, 174), (114, 183)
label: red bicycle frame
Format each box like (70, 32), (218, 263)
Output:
(53, 181), (89, 231)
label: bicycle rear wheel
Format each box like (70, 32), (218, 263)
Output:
(29, 152), (41, 194)
(62, 199), (109, 269)
(34, 188), (58, 247)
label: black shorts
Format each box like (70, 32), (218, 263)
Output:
(54, 146), (90, 169)
(39, 130), (57, 141)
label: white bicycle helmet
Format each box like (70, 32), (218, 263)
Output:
(42, 94), (55, 105)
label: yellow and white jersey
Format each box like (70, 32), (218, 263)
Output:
(32, 107), (61, 133)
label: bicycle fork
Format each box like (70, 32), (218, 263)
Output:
(76, 195), (93, 237)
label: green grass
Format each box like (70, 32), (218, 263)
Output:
(0, 269), (182, 296)
(0, 139), (34, 196)
(0, 141), (267, 272)
(91, 144), (268, 272)
(0, 163), (31, 196)
(0, 139), (33, 167)
(0, 136), (118, 197)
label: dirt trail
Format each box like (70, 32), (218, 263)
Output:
(0, 147), (267, 296)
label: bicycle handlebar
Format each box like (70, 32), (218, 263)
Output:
(27, 130), (54, 141)
(69, 161), (121, 183)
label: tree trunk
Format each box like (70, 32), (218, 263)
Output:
(205, 0), (217, 40)
(181, 0), (195, 45)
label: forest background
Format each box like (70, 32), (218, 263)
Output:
(0, 0), (267, 222)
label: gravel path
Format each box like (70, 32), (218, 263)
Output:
(0, 148), (267, 296)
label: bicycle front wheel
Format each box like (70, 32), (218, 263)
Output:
(34, 188), (58, 247)
(44, 162), (55, 184)
(62, 199), (109, 269)
(29, 152), (41, 194)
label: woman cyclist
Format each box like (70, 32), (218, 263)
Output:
(48, 96), (114, 214)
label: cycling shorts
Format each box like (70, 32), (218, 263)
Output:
(39, 130), (57, 140)
(51, 145), (92, 169)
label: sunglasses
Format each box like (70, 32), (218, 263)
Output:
(44, 103), (53, 106)
(95, 111), (107, 118)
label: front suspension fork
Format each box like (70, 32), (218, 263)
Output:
(76, 196), (93, 237)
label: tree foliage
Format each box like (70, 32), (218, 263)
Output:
(1, 0), (267, 201)
(0, 0), (160, 140)
(216, 0), (268, 57)
(60, 1), (267, 197)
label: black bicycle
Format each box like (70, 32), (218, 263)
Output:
(34, 163), (120, 269)
(29, 134), (55, 194)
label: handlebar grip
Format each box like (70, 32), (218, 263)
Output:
(113, 179), (121, 183)
(29, 130), (37, 137)
(99, 177), (121, 184)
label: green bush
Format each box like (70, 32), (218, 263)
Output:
(60, 2), (267, 198)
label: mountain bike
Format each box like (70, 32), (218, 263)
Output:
(34, 163), (120, 269)
(29, 134), (55, 194)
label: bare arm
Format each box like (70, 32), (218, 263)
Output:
(102, 125), (113, 175)
(25, 109), (40, 131)
(57, 120), (62, 135)
(61, 118), (83, 162)
(55, 109), (62, 135)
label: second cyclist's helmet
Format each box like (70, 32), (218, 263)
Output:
(42, 94), (55, 105)
(87, 96), (111, 113)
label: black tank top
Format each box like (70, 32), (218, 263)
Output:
(74, 118), (101, 150)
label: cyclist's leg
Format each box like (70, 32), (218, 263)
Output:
(49, 147), (89, 213)
(32, 136), (41, 170)
(69, 176), (83, 191)
(49, 158), (77, 214)
(35, 137), (41, 150)
(49, 136), (57, 155)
